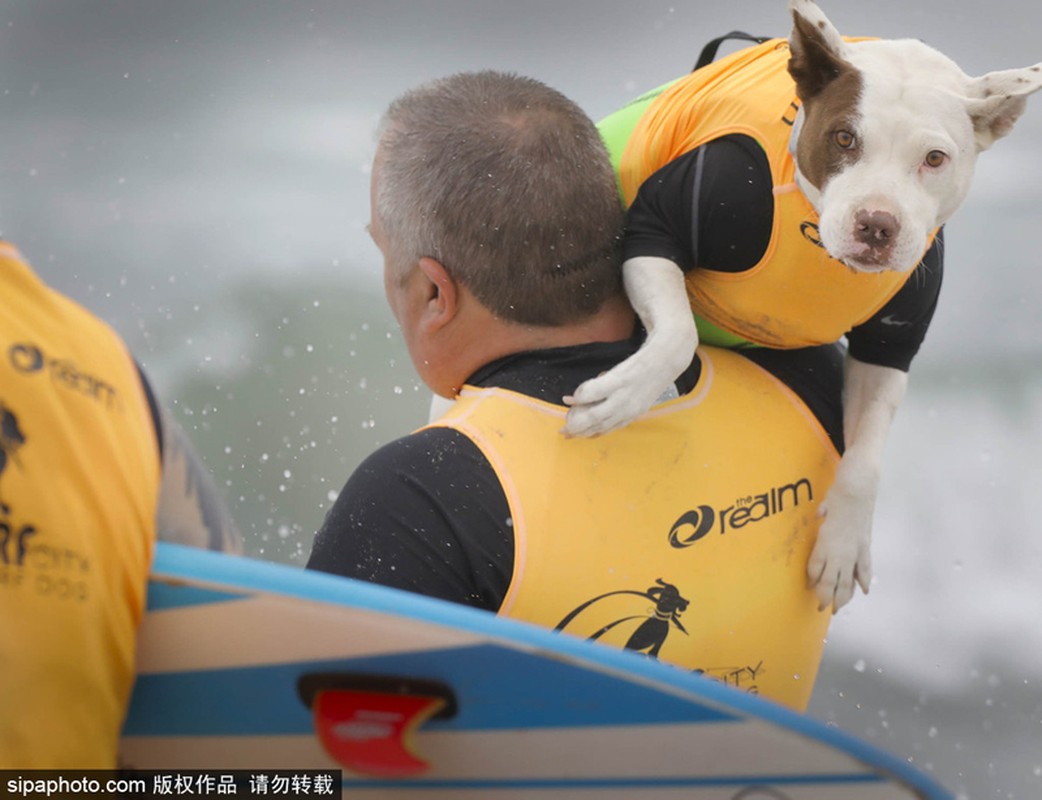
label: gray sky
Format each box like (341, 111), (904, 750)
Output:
(2, 0), (1040, 342)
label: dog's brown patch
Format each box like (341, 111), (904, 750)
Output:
(788, 13), (864, 191)
(793, 71), (863, 191)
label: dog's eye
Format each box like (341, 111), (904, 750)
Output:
(833, 130), (856, 150)
(924, 150), (947, 168)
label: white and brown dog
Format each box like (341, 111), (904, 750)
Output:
(563, 0), (1042, 611)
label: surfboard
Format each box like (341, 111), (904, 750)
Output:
(121, 543), (952, 798)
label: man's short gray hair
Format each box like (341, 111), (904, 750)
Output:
(375, 70), (624, 326)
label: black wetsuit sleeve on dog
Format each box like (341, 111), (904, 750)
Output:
(845, 229), (944, 372)
(622, 134), (773, 272)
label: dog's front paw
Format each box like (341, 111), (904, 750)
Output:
(562, 369), (665, 437)
(806, 485), (875, 613)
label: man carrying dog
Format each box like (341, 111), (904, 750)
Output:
(307, 70), (846, 711)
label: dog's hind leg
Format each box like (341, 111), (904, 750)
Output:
(808, 358), (908, 612)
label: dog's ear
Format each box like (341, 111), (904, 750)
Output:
(787, 0), (851, 100)
(965, 64), (1042, 150)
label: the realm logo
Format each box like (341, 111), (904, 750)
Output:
(668, 506), (716, 547)
(8, 342), (119, 409)
(799, 221), (825, 250)
(668, 478), (814, 547)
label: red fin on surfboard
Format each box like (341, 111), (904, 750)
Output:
(298, 673), (457, 778)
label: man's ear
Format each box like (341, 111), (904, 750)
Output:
(417, 256), (459, 333)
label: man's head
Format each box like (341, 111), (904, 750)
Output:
(369, 70), (627, 396)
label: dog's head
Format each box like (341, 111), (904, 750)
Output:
(787, 0), (1042, 272)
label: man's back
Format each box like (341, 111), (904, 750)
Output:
(309, 338), (845, 710)
(435, 347), (837, 709)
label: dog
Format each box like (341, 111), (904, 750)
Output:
(562, 0), (1042, 612)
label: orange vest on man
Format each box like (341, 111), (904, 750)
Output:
(0, 242), (161, 767)
(430, 347), (838, 711)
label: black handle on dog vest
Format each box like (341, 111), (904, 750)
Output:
(694, 31), (772, 71)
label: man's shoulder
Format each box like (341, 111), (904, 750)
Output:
(308, 419), (514, 609)
(347, 424), (497, 498)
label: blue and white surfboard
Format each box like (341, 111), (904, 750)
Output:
(121, 543), (951, 799)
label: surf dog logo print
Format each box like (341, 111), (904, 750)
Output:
(0, 402), (26, 494)
(0, 403), (34, 566)
(0, 400), (91, 601)
(555, 579), (690, 658)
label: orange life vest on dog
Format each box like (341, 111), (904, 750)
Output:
(600, 38), (935, 348)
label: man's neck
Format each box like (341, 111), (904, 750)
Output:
(437, 293), (636, 398)
(509, 294), (636, 351)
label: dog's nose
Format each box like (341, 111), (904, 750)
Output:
(854, 210), (899, 248)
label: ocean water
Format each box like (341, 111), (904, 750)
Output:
(2, 2), (1041, 797)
